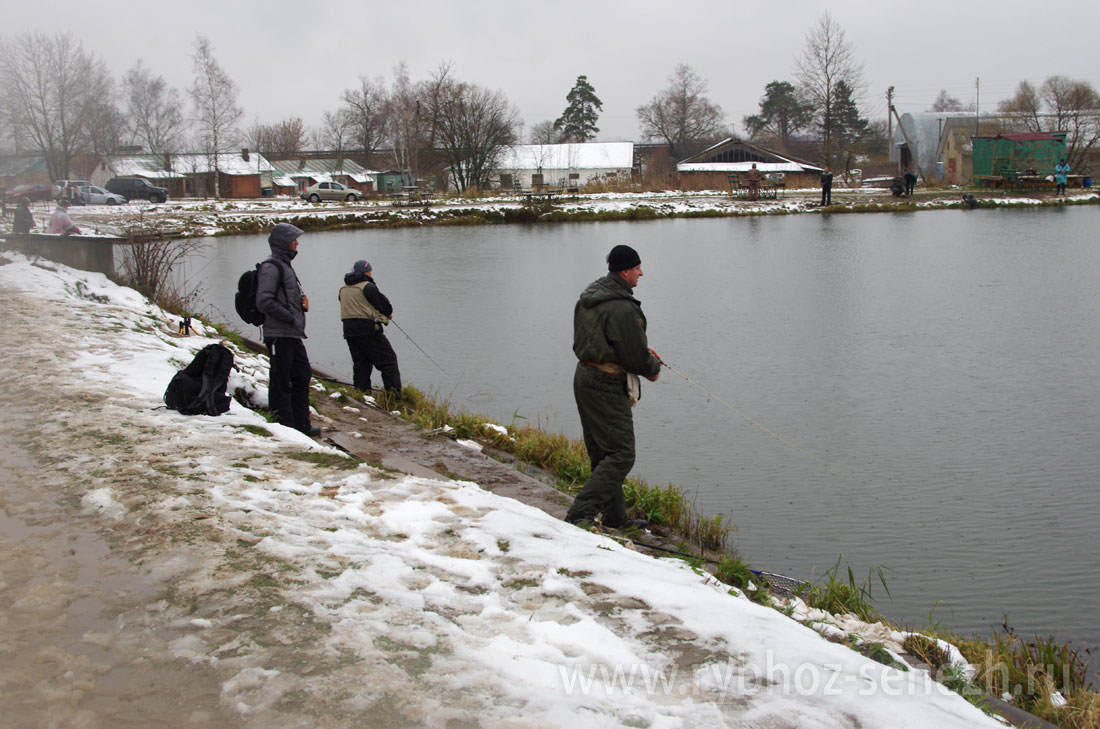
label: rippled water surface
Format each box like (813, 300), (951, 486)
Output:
(184, 206), (1100, 646)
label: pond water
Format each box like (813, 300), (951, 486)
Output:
(182, 206), (1100, 650)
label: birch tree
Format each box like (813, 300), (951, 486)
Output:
(189, 35), (242, 198)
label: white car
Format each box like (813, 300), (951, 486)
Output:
(76, 184), (126, 205)
(300, 181), (361, 203)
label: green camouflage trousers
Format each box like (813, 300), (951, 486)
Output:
(566, 362), (635, 526)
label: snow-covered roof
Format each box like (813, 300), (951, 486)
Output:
(273, 175), (297, 188)
(108, 152), (274, 177)
(496, 142), (634, 171)
(677, 162), (813, 173)
(677, 138), (824, 174)
(172, 152), (274, 175)
(108, 156), (179, 179)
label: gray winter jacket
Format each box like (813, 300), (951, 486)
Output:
(256, 240), (307, 340)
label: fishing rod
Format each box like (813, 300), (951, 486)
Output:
(390, 319), (448, 375)
(658, 358), (854, 481)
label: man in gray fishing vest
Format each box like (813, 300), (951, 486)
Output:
(566, 244), (661, 529)
(339, 259), (401, 397)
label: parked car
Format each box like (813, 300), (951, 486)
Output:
(300, 181), (361, 203)
(51, 180), (92, 201)
(76, 184), (126, 205)
(105, 177), (168, 203)
(5, 183), (53, 203)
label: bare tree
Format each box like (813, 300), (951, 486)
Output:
(929, 89), (972, 113)
(189, 35), (243, 198)
(388, 61), (428, 177)
(997, 80), (1043, 131)
(1039, 76), (1100, 171)
(0, 32), (113, 179)
(123, 59), (185, 153)
(86, 94), (125, 155)
(246, 117), (305, 158)
(529, 120), (562, 144)
(635, 63), (725, 160)
(318, 108), (353, 155)
(341, 75), (389, 163)
(794, 12), (866, 167)
(422, 64), (519, 191)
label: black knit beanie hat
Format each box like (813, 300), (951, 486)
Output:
(607, 244), (641, 272)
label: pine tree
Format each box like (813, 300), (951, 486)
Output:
(828, 80), (868, 172)
(743, 80), (813, 147)
(554, 75), (602, 142)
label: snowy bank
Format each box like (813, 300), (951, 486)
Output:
(0, 251), (1004, 727)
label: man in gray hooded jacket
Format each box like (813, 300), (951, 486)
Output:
(256, 222), (319, 435)
(566, 244), (661, 528)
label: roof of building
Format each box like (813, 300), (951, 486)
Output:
(270, 158), (374, 184)
(976, 132), (1062, 142)
(0, 155), (48, 177)
(495, 142), (634, 170)
(107, 152), (274, 178)
(676, 138), (824, 173)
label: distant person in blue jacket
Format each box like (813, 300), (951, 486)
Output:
(1055, 158), (1070, 196)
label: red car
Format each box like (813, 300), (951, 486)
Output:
(5, 183), (53, 203)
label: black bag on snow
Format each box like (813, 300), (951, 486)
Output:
(164, 344), (235, 416)
(234, 262), (267, 326)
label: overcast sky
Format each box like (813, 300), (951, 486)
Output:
(7, 0), (1100, 145)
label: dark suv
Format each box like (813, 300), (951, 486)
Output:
(106, 177), (168, 203)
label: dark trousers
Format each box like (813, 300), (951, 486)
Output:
(821, 184), (832, 206)
(346, 329), (402, 393)
(566, 363), (635, 526)
(268, 337), (312, 432)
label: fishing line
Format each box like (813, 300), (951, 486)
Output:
(659, 359), (855, 480)
(390, 319), (449, 375)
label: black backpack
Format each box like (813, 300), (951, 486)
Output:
(164, 344), (235, 416)
(235, 262), (268, 326)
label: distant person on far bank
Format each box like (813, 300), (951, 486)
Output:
(48, 198), (80, 236)
(565, 244), (661, 530)
(746, 163), (763, 201)
(13, 198), (34, 234)
(820, 167), (833, 206)
(256, 222), (320, 436)
(904, 169), (918, 196)
(339, 258), (401, 398)
(1055, 158), (1070, 196)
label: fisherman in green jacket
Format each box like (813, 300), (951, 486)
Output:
(566, 244), (662, 529)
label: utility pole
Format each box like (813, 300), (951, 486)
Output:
(975, 77), (980, 135)
(890, 102), (927, 181)
(887, 86), (894, 158)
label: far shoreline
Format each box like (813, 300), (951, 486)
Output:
(47, 185), (1100, 240)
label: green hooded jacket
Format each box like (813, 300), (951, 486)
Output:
(573, 274), (661, 378)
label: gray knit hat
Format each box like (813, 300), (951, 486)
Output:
(268, 222), (304, 247)
(353, 259), (372, 274)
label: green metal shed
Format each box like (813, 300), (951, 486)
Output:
(374, 170), (415, 194)
(971, 132), (1067, 178)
